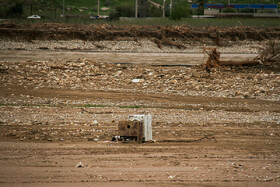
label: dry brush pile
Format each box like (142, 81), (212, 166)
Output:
(0, 23), (279, 48)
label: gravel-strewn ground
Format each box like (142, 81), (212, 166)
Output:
(1, 58), (279, 101)
(0, 23), (279, 186)
(0, 39), (266, 53)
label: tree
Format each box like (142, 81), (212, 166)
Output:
(7, 2), (24, 18)
(138, 0), (149, 17)
(197, 0), (205, 15)
(116, 5), (134, 17)
(170, 0), (190, 19)
(171, 6), (190, 19)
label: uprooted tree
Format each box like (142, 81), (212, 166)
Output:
(204, 41), (280, 71)
(203, 47), (260, 71)
(258, 41), (280, 63)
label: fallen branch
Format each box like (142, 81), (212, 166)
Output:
(204, 47), (260, 71)
(151, 37), (185, 49)
(159, 136), (217, 143)
(258, 41), (280, 63)
(151, 38), (162, 49)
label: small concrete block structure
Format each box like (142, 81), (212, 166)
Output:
(118, 121), (144, 143)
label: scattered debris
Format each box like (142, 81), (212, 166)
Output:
(168, 175), (176, 179)
(75, 162), (85, 168)
(258, 41), (280, 63)
(132, 79), (144, 83)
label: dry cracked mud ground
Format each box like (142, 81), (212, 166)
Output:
(0, 23), (279, 186)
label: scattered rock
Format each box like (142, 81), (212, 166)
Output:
(92, 120), (99, 126)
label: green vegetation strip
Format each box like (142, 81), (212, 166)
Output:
(10, 18), (280, 28)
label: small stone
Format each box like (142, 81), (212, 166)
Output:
(92, 120), (98, 126)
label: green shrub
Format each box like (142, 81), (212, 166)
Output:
(109, 10), (120, 20)
(0, 7), (8, 18)
(197, 2), (204, 15)
(240, 8), (254, 13)
(148, 4), (162, 17)
(116, 5), (134, 17)
(223, 7), (236, 13)
(104, 0), (111, 7)
(7, 3), (23, 18)
(171, 6), (190, 20)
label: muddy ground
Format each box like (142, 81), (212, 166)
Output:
(0, 23), (279, 186)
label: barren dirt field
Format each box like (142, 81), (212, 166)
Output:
(0, 23), (280, 186)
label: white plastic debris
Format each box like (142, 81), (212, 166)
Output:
(168, 175), (176, 179)
(132, 79), (140, 83)
(75, 162), (84, 168)
(132, 79), (144, 83)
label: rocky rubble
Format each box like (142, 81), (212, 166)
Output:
(0, 39), (266, 54)
(0, 55), (279, 142)
(0, 58), (279, 101)
(0, 105), (279, 142)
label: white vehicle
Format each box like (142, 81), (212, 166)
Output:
(98, 15), (109, 19)
(27, 15), (41, 19)
(89, 15), (109, 20)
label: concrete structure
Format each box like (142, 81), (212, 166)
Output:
(128, 114), (153, 142)
(118, 121), (144, 143)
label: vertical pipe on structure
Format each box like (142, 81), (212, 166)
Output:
(163, 0), (165, 18)
(135, 0), (138, 18)
(98, 0), (100, 16)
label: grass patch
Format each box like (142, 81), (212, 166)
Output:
(119, 105), (141, 109)
(74, 104), (108, 108)
(9, 17), (280, 28)
(112, 18), (280, 27)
